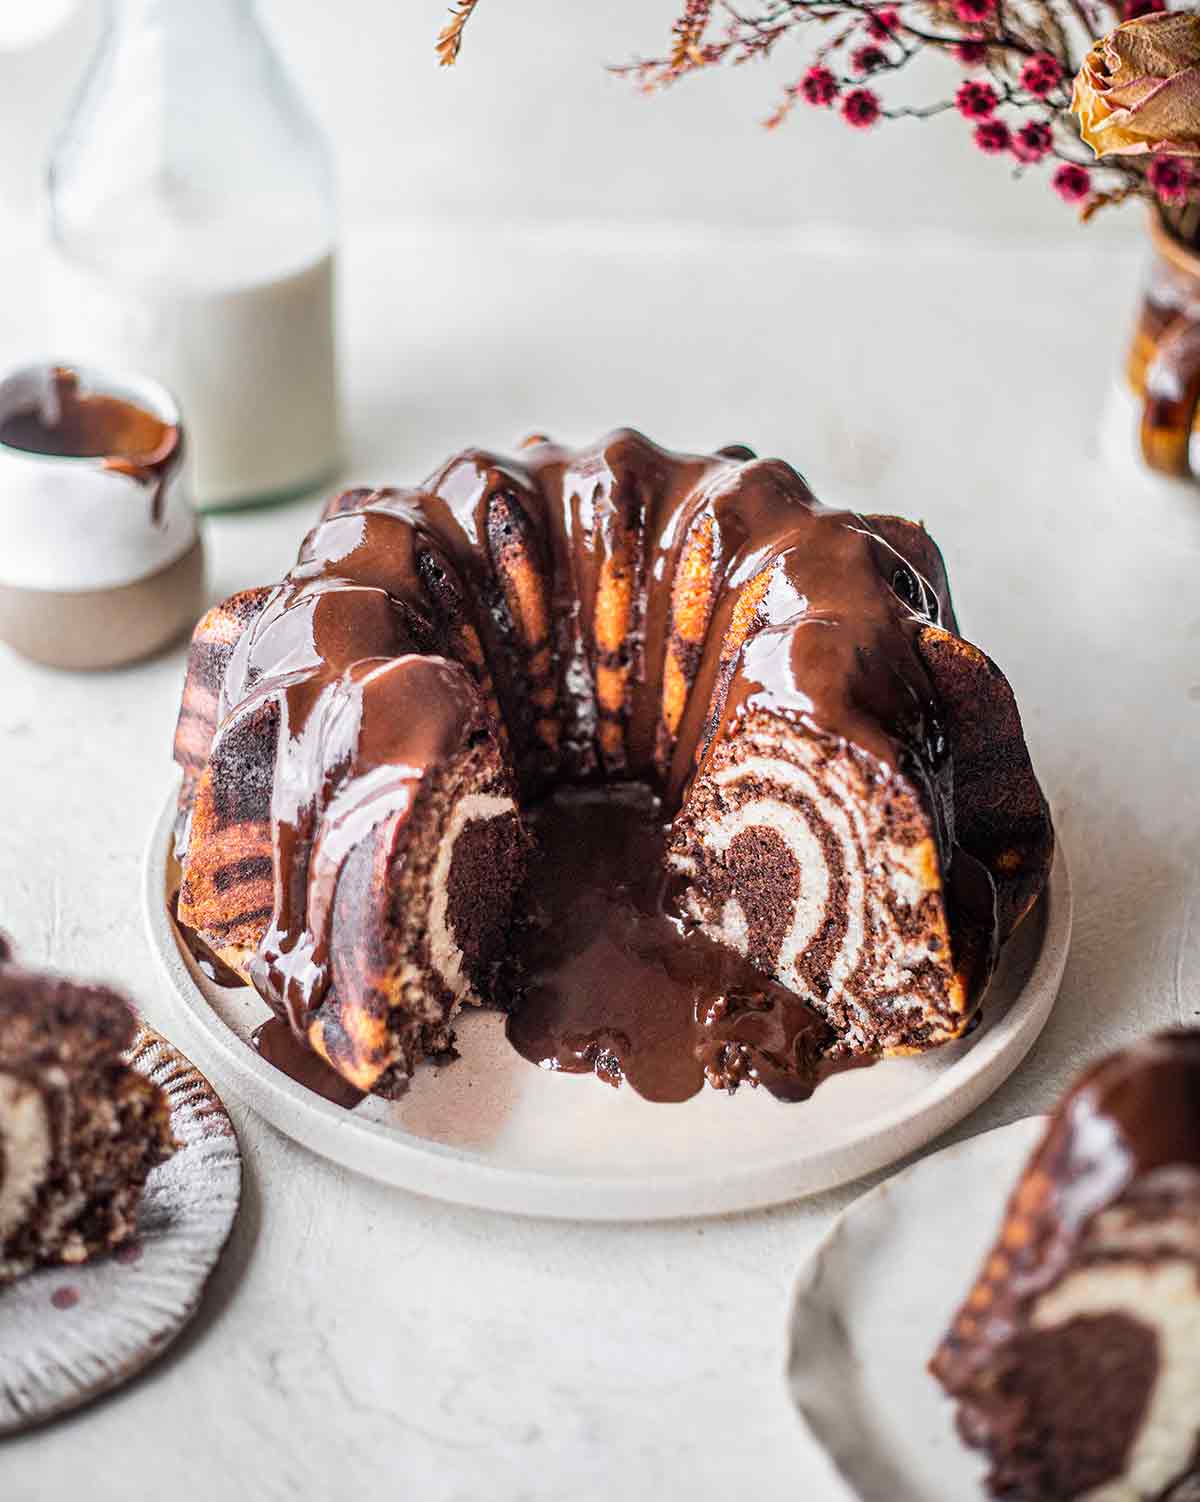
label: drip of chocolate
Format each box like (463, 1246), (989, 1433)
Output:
(505, 784), (871, 1103)
(168, 888), (365, 1107)
(169, 889), (245, 988)
(239, 655), (487, 1039)
(251, 1017), (366, 1109)
(0, 367), (181, 523)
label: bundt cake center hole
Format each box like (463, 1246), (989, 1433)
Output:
(500, 781), (857, 1104)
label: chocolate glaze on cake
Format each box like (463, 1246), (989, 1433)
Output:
(0, 947), (175, 1284)
(932, 1031), (1200, 1501)
(173, 430), (1053, 1098)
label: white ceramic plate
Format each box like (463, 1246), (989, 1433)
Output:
(143, 790), (1071, 1221)
(787, 1114), (1050, 1501)
(0, 1027), (241, 1434)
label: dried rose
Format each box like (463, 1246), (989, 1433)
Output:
(1072, 13), (1200, 157)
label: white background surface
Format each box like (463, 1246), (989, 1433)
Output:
(0, 3), (1198, 1499)
(0, 0), (1143, 241)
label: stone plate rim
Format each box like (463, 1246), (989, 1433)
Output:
(0, 1025), (242, 1435)
(143, 786), (1071, 1222)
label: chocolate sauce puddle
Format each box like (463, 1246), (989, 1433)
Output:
(0, 367), (180, 523)
(505, 784), (874, 1103)
(251, 1017), (366, 1109)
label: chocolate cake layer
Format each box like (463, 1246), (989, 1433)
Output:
(174, 430), (1052, 1097)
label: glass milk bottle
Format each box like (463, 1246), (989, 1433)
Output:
(47, 0), (341, 509)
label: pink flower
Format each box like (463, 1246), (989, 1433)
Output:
(1019, 53), (1062, 97)
(1148, 154), (1193, 202)
(852, 44), (888, 75)
(953, 38), (988, 66)
(1012, 119), (1054, 162)
(1052, 163), (1092, 202)
(841, 86), (882, 128)
(955, 0), (996, 24)
(1122, 0), (1165, 18)
(866, 7), (900, 38)
(956, 79), (998, 118)
(800, 65), (839, 107)
(974, 119), (1012, 153)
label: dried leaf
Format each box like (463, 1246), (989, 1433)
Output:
(436, 0), (481, 67)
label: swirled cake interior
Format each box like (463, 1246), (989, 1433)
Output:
(173, 429), (1053, 1101)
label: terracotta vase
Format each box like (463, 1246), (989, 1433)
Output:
(1120, 213), (1200, 481)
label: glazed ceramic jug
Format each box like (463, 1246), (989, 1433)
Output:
(1113, 212), (1200, 484)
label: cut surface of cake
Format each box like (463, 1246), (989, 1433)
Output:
(0, 944), (176, 1283)
(931, 1030), (1200, 1501)
(172, 429), (1053, 1098)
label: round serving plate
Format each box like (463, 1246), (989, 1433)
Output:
(143, 790), (1071, 1221)
(786, 1114), (1049, 1501)
(0, 1027), (241, 1434)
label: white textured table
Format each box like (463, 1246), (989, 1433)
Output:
(2, 222), (1198, 1502)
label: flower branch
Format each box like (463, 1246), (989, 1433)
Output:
(432, 0), (1200, 228)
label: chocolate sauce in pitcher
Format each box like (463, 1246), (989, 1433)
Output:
(0, 367), (181, 522)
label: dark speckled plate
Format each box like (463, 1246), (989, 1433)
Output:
(0, 1028), (241, 1434)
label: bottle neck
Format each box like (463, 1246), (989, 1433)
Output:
(107, 0), (260, 39)
(52, 0), (334, 275)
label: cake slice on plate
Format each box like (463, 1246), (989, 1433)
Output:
(931, 1030), (1200, 1501)
(0, 940), (176, 1284)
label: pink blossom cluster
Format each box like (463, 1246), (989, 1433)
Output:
(797, 66), (882, 128)
(793, 18), (1085, 203)
(1147, 155), (1194, 205)
(768, 0), (1194, 216)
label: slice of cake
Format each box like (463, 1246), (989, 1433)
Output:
(0, 942), (176, 1284)
(931, 1031), (1200, 1501)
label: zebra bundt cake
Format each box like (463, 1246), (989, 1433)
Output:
(172, 429), (1053, 1097)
